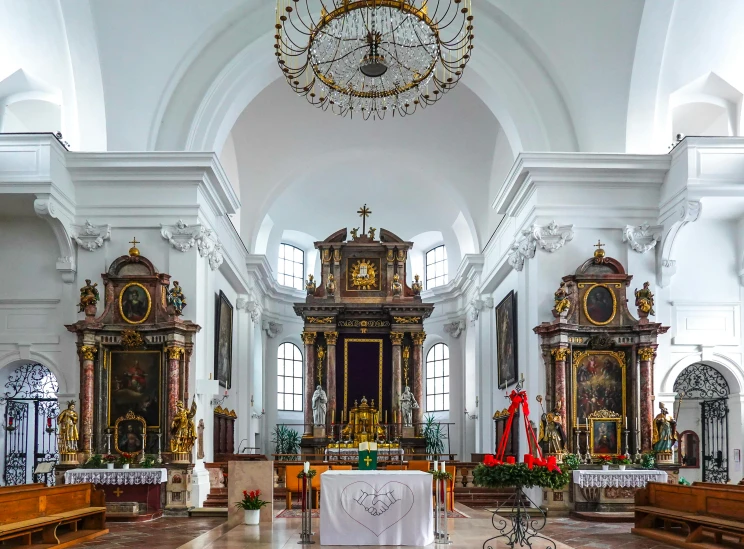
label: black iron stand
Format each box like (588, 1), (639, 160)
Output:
(483, 487), (555, 549)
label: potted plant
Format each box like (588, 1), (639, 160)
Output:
(613, 455), (631, 471)
(140, 455), (156, 469)
(562, 453), (582, 470)
(118, 452), (137, 469)
(235, 489), (268, 525)
(103, 454), (117, 469)
(640, 452), (656, 470)
(597, 455), (613, 470)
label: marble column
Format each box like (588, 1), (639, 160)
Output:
(390, 332), (404, 427)
(325, 331), (338, 426)
(79, 345), (97, 454)
(301, 331), (317, 436)
(412, 332), (426, 427)
(166, 347), (184, 437)
(550, 347), (569, 430)
(638, 347), (656, 452)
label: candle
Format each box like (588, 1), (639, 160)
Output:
(433, 460), (438, 472)
(47, 417), (52, 428)
(332, 409), (336, 424)
(8, 417), (12, 427)
(505, 456), (515, 464)
(624, 417), (627, 430)
(440, 461), (446, 472)
(304, 461), (309, 473)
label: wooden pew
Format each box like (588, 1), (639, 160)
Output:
(0, 483), (108, 548)
(633, 481), (744, 548)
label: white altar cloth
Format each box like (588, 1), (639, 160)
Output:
(65, 468), (167, 485)
(320, 470), (433, 546)
(572, 469), (668, 488)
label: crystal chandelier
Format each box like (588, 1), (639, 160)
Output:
(274, 0), (474, 119)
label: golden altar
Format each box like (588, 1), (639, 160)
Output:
(340, 396), (385, 443)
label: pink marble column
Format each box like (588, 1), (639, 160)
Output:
(79, 345), (97, 453)
(166, 347), (184, 433)
(325, 332), (338, 426)
(639, 347), (656, 452)
(301, 332), (317, 436)
(390, 333), (404, 429)
(551, 347), (569, 429)
(412, 332), (426, 427)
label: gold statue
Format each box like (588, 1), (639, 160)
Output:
(553, 281), (570, 314)
(170, 399), (197, 454)
(411, 274), (423, 296)
(305, 274), (317, 295)
(635, 281), (656, 316)
(391, 273), (402, 297)
(57, 401), (79, 454)
(537, 396), (566, 455)
(350, 228), (359, 240)
(341, 396), (385, 442)
(78, 279), (100, 313)
(326, 274), (336, 296)
(368, 227), (376, 240)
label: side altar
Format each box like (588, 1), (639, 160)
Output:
(294, 207), (434, 458)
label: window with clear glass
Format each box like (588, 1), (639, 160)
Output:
(426, 343), (450, 411)
(425, 245), (448, 289)
(278, 343), (303, 411)
(278, 243), (304, 291)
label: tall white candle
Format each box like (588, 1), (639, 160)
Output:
(433, 460), (438, 472)
(304, 461), (309, 473)
(440, 461), (446, 472)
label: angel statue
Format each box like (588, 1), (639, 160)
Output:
(168, 281), (187, 315)
(170, 399), (198, 454)
(553, 281), (570, 315)
(635, 282), (656, 316)
(305, 274), (317, 296)
(368, 227), (377, 240)
(57, 401), (79, 454)
(78, 279), (100, 313)
(350, 227), (359, 240)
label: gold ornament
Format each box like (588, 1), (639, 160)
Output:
(121, 330), (144, 348)
(325, 331), (339, 345)
(350, 259), (377, 290)
(170, 399), (197, 454)
(638, 347), (656, 362)
(389, 332), (405, 345)
(301, 331), (317, 345)
(394, 317), (421, 324)
(551, 347), (570, 362)
(307, 317), (334, 324)
(80, 346), (97, 361)
(166, 346), (185, 360)
(412, 332), (427, 346)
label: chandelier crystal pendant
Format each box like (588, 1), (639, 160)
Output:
(274, 0), (474, 120)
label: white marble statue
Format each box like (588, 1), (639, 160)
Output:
(399, 386), (419, 427)
(312, 385), (327, 426)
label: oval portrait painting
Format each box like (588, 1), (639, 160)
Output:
(584, 285), (615, 325)
(119, 283), (151, 324)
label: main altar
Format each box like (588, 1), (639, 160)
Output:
(294, 208), (434, 457)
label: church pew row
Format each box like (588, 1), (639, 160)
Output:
(0, 483), (108, 548)
(632, 481), (744, 548)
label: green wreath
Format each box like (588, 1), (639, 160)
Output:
(473, 463), (570, 491)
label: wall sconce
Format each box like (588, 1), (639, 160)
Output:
(251, 409), (266, 420)
(5, 416), (16, 432)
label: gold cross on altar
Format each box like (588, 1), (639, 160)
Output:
(113, 487), (124, 497)
(594, 240), (604, 250)
(364, 455), (372, 467)
(129, 237), (139, 248)
(357, 204), (372, 234)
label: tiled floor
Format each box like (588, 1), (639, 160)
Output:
(74, 509), (677, 549)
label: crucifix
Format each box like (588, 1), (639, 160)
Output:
(364, 455), (373, 467)
(129, 237), (139, 248)
(594, 240), (604, 251)
(113, 487), (124, 497)
(357, 204), (372, 235)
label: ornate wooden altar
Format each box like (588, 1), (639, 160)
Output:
(533, 243), (668, 456)
(294, 212), (434, 454)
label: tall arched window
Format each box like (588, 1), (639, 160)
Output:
(426, 343), (449, 411)
(278, 243), (304, 291)
(426, 245), (448, 289)
(277, 343), (303, 411)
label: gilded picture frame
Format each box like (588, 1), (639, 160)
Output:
(114, 410), (147, 456)
(588, 411), (622, 456)
(118, 282), (152, 324)
(343, 338), (383, 415)
(572, 349), (626, 428)
(580, 282), (620, 326)
(108, 350), (162, 428)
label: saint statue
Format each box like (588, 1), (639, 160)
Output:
(306, 274), (317, 296)
(57, 401), (79, 454)
(553, 281), (570, 315)
(312, 385), (327, 426)
(391, 273), (403, 297)
(168, 281), (187, 315)
(538, 399), (566, 454)
(399, 386), (419, 427)
(411, 275), (423, 296)
(197, 419), (205, 460)
(635, 281), (656, 316)
(78, 279), (100, 313)
(170, 399), (198, 454)
(652, 402), (677, 452)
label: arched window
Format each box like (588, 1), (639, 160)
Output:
(278, 343), (303, 411)
(426, 343), (449, 411)
(278, 243), (304, 291)
(425, 245), (448, 289)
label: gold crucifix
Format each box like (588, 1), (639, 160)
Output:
(594, 240), (604, 250)
(593, 239), (605, 259)
(357, 204), (372, 235)
(129, 237), (140, 257)
(113, 487), (124, 497)
(364, 455), (372, 467)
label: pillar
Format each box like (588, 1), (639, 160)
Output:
(638, 347), (656, 452)
(166, 346), (184, 439)
(390, 332), (404, 426)
(412, 331), (426, 426)
(79, 345), (97, 454)
(325, 331), (338, 425)
(301, 331), (317, 436)
(550, 347), (569, 430)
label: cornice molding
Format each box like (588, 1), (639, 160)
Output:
(507, 221), (574, 272)
(623, 222), (662, 254)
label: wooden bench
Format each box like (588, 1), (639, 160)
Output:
(633, 481), (744, 548)
(0, 483), (108, 548)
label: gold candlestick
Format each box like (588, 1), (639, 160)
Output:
(403, 346), (411, 388)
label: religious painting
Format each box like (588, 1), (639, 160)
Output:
(114, 410), (147, 455)
(589, 415), (621, 455)
(214, 290), (233, 389)
(109, 351), (161, 428)
(118, 282), (151, 324)
(572, 350), (626, 427)
(582, 283), (617, 326)
(345, 258), (381, 291)
(496, 291), (518, 389)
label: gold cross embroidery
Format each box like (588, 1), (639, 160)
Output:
(113, 487), (124, 497)
(364, 455), (372, 467)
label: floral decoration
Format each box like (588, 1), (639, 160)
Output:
(235, 489), (268, 510)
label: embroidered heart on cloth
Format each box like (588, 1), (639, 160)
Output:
(340, 481), (415, 537)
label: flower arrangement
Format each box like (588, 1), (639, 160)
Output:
(473, 454), (569, 491)
(296, 469), (317, 479)
(235, 489), (268, 510)
(596, 455), (613, 465)
(613, 455), (632, 465)
(118, 452), (137, 465)
(640, 452), (656, 470)
(84, 454), (105, 468)
(140, 455), (156, 468)
(428, 470), (453, 481)
(562, 453), (582, 470)
(103, 454), (117, 464)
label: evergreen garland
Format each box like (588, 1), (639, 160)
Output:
(473, 462), (570, 491)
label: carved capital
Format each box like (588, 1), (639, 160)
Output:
(80, 345), (97, 361)
(444, 320), (465, 339)
(300, 331), (317, 345)
(389, 332), (405, 345)
(324, 331), (339, 346)
(638, 347), (656, 362)
(412, 332), (427, 346)
(623, 222), (662, 254)
(165, 346), (185, 360)
(551, 347), (570, 362)
(72, 220), (111, 252)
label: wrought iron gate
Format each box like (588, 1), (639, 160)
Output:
(1, 363), (59, 486)
(701, 398), (729, 483)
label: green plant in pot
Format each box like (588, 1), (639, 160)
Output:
(562, 453), (582, 470)
(272, 425), (301, 460)
(612, 455), (632, 470)
(422, 415), (446, 457)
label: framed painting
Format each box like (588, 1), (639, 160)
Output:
(572, 350), (626, 427)
(496, 290), (518, 389)
(582, 283), (618, 326)
(108, 350), (161, 428)
(589, 413), (622, 456)
(345, 258), (381, 291)
(214, 290), (233, 389)
(114, 410), (147, 455)
(118, 282), (151, 324)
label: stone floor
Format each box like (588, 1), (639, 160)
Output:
(74, 508), (677, 549)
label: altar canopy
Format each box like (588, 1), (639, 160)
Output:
(320, 471), (434, 546)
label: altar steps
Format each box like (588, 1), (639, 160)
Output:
(453, 487), (529, 509)
(203, 487), (228, 508)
